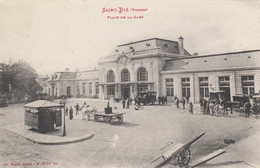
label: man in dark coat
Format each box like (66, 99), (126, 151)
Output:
(182, 97), (186, 109)
(158, 96), (161, 105)
(75, 103), (80, 115)
(69, 107), (73, 120)
(176, 98), (180, 108)
(122, 98), (126, 109)
(186, 95), (190, 103)
(244, 102), (252, 118)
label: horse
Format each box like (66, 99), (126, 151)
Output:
(220, 99), (233, 115)
(81, 106), (97, 120)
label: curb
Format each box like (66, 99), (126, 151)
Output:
(3, 127), (95, 145)
(35, 133), (95, 145)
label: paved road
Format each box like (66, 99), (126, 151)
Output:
(0, 98), (258, 168)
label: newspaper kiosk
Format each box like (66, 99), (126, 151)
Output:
(24, 100), (63, 133)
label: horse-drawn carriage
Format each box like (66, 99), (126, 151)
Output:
(81, 105), (126, 124)
(252, 95), (260, 116)
(207, 91), (233, 115)
(138, 91), (157, 105)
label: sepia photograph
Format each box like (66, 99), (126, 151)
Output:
(0, 0), (260, 167)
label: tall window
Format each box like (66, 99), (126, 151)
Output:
(137, 67), (148, 81)
(89, 83), (92, 95)
(121, 69), (130, 82)
(107, 70), (115, 83)
(241, 76), (255, 95)
(199, 77), (209, 98)
(67, 86), (71, 95)
(219, 76), (231, 101)
(182, 78), (190, 97)
(107, 86), (115, 96)
(82, 83), (86, 94)
(95, 82), (99, 94)
(166, 78), (174, 96)
(76, 83), (80, 95)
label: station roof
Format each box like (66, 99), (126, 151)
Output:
(163, 50), (260, 71)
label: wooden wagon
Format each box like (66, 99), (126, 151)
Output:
(93, 112), (126, 124)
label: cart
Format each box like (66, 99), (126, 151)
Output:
(151, 132), (205, 168)
(93, 112), (126, 124)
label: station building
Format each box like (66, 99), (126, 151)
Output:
(42, 37), (260, 103)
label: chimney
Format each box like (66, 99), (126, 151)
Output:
(178, 36), (184, 55)
(65, 68), (69, 72)
(193, 53), (198, 56)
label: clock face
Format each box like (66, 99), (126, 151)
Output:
(118, 54), (130, 66)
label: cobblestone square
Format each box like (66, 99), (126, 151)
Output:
(0, 98), (258, 168)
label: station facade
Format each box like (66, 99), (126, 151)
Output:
(42, 37), (260, 103)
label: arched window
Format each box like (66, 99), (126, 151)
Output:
(137, 67), (148, 81)
(107, 70), (115, 83)
(121, 69), (130, 82)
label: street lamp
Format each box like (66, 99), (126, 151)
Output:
(62, 97), (66, 136)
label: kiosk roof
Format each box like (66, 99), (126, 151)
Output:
(24, 100), (64, 108)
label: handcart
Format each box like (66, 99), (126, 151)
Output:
(93, 112), (126, 124)
(151, 132), (205, 167)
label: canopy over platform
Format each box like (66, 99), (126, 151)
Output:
(24, 100), (64, 108)
(252, 95), (260, 98)
(209, 90), (225, 93)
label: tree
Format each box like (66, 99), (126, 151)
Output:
(0, 61), (41, 102)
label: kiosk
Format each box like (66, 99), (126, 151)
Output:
(24, 100), (63, 133)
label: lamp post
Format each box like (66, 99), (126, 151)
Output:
(62, 98), (66, 136)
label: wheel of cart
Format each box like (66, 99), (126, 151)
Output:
(117, 115), (124, 124)
(139, 103), (144, 110)
(177, 147), (191, 167)
(103, 116), (108, 122)
(94, 114), (98, 121)
(106, 116), (113, 124)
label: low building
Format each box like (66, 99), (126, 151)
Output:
(44, 69), (99, 98)
(41, 37), (260, 103)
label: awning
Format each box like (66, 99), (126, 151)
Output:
(99, 81), (154, 86)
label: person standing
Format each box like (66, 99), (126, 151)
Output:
(158, 96), (161, 105)
(186, 95), (190, 103)
(200, 96), (204, 113)
(165, 95), (168, 104)
(189, 102), (193, 114)
(122, 98), (126, 109)
(75, 103), (80, 115)
(182, 97), (186, 109)
(215, 99), (220, 117)
(244, 102), (252, 118)
(65, 107), (68, 116)
(126, 98), (130, 109)
(128, 97), (132, 105)
(69, 107), (73, 120)
(176, 98), (180, 108)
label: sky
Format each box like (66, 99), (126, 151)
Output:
(0, 0), (259, 75)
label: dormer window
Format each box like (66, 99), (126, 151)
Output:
(146, 43), (150, 47)
(115, 49), (119, 52)
(129, 46), (134, 50)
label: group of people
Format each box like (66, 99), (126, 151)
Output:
(65, 102), (89, 120)
(244, 101), (259, 118)
(175, 96), (193, 114)
(200, 97), (222, 117)
(122, 97), (132, 109)
(158, 95), (167, 105)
